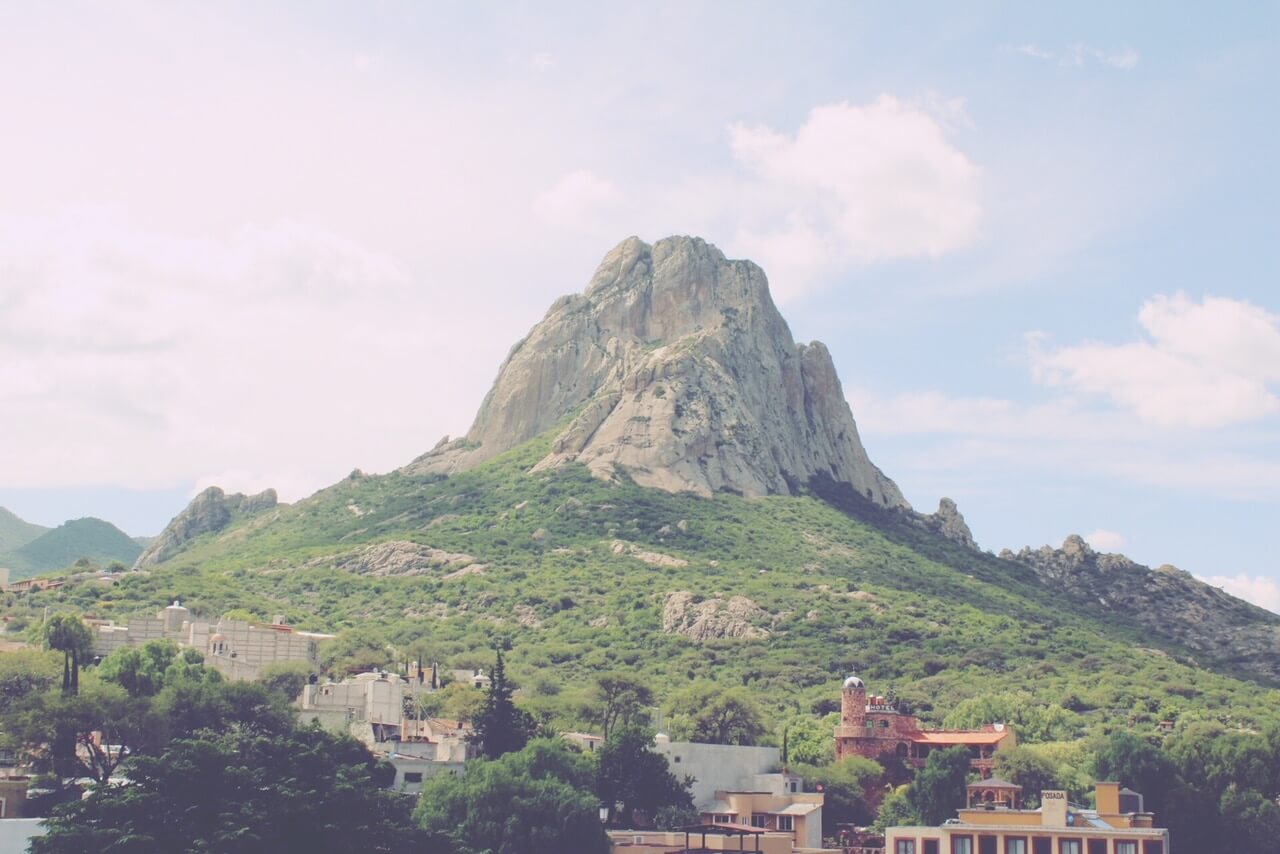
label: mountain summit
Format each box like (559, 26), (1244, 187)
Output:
(407, 236), (907, 506)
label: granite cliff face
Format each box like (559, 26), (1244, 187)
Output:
(406, 236), (906, 506)
(1002, 535), (1280, 680)
(133, 486), (278, 569)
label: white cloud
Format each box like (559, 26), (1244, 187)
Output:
(1084, 529), (1126, 551)
(1198, 573), (1280, 615)
(1015, 44), (1053, 60)
(724, 97), (982, 298)
(847, 385), (1280, 499)
(1012, 43), (1139, 71)
(0, 208), (493, 501)
(1029, 294), (1280, 428)
(534, 170), (622, 230)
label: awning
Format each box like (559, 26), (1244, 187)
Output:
(772, 803), (821, 816)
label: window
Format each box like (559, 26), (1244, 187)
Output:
(897, 842), (917, 854)
(979, 836), (997, 854)
(1059, 841), (1081, 854)
(750, 815), (767, 829)
(924, 842), (939, 854)
(712, 814), (732, 824)
(1087, 841), (1107, 854)
(777, 815), (794, 831)
(1032, 839), (1052, 854)
(1006, 839), (1027, 854)
(790, 780), (798, 792)
(402, 772), (423, 784)
(952, 837), (973, 854)
(1115, 843), (1137, 854)
(1142, 842), (1163, 854)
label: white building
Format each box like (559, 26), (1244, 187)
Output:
(91, 602), (333, 680)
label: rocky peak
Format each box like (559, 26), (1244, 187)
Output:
(919, 497), (978, 550)
(406, 236), (906, 506)
(1000, 537), (1280, 680)
(134, 486), (279, 569)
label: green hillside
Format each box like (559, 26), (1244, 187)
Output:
(1, 517), (142, 579)
(12, 432), (1279, 743)
(0, 506), (47, 553)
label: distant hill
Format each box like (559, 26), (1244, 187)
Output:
(1, 517), (142, 579)
(0, 507), (48, 553)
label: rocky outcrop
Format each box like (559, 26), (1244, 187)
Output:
(309, 540), (485, 578)
(918, 497), (978, 550)
(1001, 535), (1280, 680)
(133, 487), (278, 568)
(405, 236), (906, 506)
(661, 591), (773, 642)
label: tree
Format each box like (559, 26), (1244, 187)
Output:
(413, 681), (485, 724)
(415, 738), (608, 854)
(592, 672), (653, 740)
(993, 745), (1060, 807)
(668, 682), (767, 745)
(470, 648), (536, 759)
(5, 678), (158, 784)
(96, 639), (180, 698)
(875, 785), (921, 832)
(781, 714), (837, 765)
(0, 648), (60, 714)
(32, 725), (431, 853)
(41, 613), (94, 695)
(794, 756), (883, 836)
(596, 725), (692, 827)
(258, 661), (313, 705)
(151, 677), (294, 744)
(908, 745), (971, 825)
(1093, 732), (1177, 815)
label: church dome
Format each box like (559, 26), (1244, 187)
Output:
(843, 675), (865, 689)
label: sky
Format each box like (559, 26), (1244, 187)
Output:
(1, 2), (1278, 612)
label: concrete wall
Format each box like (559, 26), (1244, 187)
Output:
(0, 819), (45, 854)
(653, 741), (780, 808)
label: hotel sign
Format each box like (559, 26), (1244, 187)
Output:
(867, 704), (897, 712)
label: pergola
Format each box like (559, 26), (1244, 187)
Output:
(966, 776), (1023, 809)
(676, 822), (764, 853)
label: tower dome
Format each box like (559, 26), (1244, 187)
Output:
(843, 674), (865, 689)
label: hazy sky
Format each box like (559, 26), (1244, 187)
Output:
(2, 3), (1278, 612)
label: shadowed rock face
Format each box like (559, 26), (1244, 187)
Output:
(406, 235), (907, 507)
(133, 486), (278, 568)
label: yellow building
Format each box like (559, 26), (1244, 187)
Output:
(886, 782), (1169, 854)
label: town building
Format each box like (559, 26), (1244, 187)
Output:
(835, 676), (1015, 775)
(297, 667), (475, 792)
(885, 781), (1169, 854)
(652, 736), (824, 850)
(607, 825), (835, 854)
(90, 601), (333, 680)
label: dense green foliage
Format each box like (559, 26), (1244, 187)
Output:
(1, 517), (140, 579)
(414, 738), (609, 854)
(1097, 729), (1280, 853)
(32, 725), (427, 853)
(908, 745), (972, 825)
(10, 433), (1274, 746)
